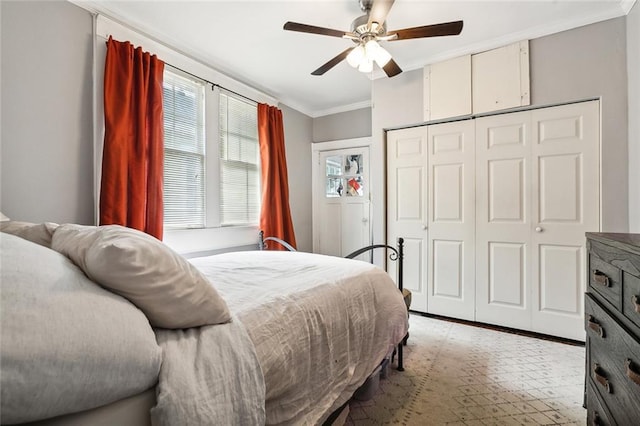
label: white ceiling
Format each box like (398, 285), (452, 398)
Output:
(79, 0), (635, 117)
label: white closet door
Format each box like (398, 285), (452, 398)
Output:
(387, 127), (428, 312)
(530, 101), (600, 341)
(427, 120), (475, 320)
(475, 111), (532, 329)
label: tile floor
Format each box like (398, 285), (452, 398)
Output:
(346, 314), (586, 425)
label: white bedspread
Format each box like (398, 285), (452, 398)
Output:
(151, 317), (265, 426)
(191, 251), (409, 425)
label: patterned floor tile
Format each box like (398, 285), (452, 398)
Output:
(346, 314), (586, 425)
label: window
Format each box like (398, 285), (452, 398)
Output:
(219, 93), (260, 225)
(162, 68), (260, 229)
(162, 71), (206, 229)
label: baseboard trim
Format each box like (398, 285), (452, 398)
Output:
(409, 311), (585, 347)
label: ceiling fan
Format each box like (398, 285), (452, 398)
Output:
(283, 0), (463, 78)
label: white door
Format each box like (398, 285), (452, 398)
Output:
(427, 120), (476, 320)
(387, 127), (428, 312)
(530, 101), (600, 341)
(475, 101), (600, 340)
(475, 111), (533, 330)
(314, 146), (371, 258)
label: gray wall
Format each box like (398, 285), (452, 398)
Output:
(628, 2), (640, 232)
(530, 17), (629, 231)
(1, 1), (94, 224)
(281, 104), (313, 252)
(312, 107), (371, 142)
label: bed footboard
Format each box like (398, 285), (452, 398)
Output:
(258, 231), (407, 372)
(345, 238), (405, 372)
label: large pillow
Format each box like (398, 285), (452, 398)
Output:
(51, 224), (231, 329)
(0, 220), (58, 248)
(0, 233), (162, 424)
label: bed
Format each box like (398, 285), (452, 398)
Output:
(0, 222), (409, 425)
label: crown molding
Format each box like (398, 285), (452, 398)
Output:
(310, 100), (372, 118)
(277, 97), (372, 119)
(622, 0), (638, 14)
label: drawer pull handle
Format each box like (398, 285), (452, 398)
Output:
(592, 411), (602, 426)
(592, 270), (610, 287)
(633, 295), (640, 313)
(593, 363), (611, 393)
(626, 359), (640, 386)
(587, 315), (605, 338)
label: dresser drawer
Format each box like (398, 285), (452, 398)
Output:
(585, 295), (640, 424)
(586, 381), (616, 426)
(623, 272), (640, 334)
(589, 254), (622, 310)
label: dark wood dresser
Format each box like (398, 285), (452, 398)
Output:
(585, 233), (640, 425)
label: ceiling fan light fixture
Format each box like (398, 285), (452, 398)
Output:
(368, 41), (392, 67)
(364, 39), (379, 59)
(358, 57), (374, 73)
(346, 44), (366, 68)
(362, 39), (392, 69)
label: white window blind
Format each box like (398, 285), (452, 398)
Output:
(219, 93), (260, 226)
(163, 70), (206, 228)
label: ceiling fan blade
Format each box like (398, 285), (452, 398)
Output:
(311, 47), (355, 76)
(283, 21), (347, 38)
(389, 20), (464, 41)
(367, 0), (395, 29)
(382, 58), (402, 77)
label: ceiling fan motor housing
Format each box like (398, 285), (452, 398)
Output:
(351, 14), (386, 41)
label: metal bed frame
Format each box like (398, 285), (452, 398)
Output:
(258, 231), (406, 371)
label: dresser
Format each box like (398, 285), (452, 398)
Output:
(585, 233), (640, 425)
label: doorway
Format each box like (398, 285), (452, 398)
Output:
(312, 138), (371, 259)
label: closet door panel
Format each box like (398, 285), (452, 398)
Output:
(433, 163), (463, 222)
(427, 120), (475, 320)
(489, 158), (525, 222)
(402, 238), (425, 300)
(531, 100), (600, 341)
(433, 239), (463, 297)
(489, 242), (526, 307)
(387, 127), (429, 312)
(476, 111), (532, 330)
(538, 244), (582, 313)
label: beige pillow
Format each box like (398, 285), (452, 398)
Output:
(51, 224), (231, 329)
(0, 221), (58, 248)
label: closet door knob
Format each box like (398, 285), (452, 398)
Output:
(535, 226), (543, 233)
(422, 225), (428, 230)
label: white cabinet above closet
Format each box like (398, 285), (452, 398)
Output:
(472, 41), (530, 114)
(423, 41), (530, 121)
(423, 55), (472, 121)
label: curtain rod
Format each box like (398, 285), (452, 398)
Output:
(165, 63), (259, 105)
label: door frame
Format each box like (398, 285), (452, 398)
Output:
(312, 137), (372, 254)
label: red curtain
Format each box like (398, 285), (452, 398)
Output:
(257, 104), (297, 250)
(100, 36), (165, 239)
